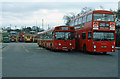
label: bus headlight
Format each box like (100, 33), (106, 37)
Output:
(69, 43), (72, 45)
(59, 43), (61, 46)
(112, 46), (114, 48)
(94, 45), (96, 48)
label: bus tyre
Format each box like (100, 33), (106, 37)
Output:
(103, 52), (107, 54)
(83, 45), (86, 53)
(68, 49), (72, 52)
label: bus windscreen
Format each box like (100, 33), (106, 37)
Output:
(55, 32), (74, 40)
(93, 31), (114, 41)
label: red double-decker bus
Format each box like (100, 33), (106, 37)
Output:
(37, 25), (75, 51)
(18, 32), (24, 42)
(69, 10), (115, 54)
(10, 35), (17, 42)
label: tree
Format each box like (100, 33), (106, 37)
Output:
(63, 12), (76, 25)
(63, 15), (72, 25)
(63, 7), (93, 25)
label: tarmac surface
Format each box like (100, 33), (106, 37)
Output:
(2, 43), (119, 77)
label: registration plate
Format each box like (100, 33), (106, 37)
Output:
(62, 47), (67, 48)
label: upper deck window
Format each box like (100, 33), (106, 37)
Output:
(56, 27), (59, 30)
(79, 17), (82, 24)
(83, 16), (86, 23)
(87, 14), (92, 22)
(93, 14), (114, 21)
(61, 27), (69, 30)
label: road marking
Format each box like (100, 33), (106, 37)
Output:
(22, 45), (29, 53)
(24, 49), (29, 53)
(36, 47), (43, 49)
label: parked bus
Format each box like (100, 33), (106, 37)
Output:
(2, 35), (10, 43)
(18, 32), (24, 42)
(10, 35), (17, 42)
(33, 35), (37, 43)
(25, 35), (33, 42)
(9, 31), (17, 42)
(37, 25), (75, 51)
(69, 10), (115, 54)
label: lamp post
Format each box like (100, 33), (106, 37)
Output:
(42, 19), (44, 30)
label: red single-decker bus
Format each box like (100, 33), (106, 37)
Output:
(37, 25), (75, 51)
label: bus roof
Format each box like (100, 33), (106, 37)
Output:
(71, 10), (114, 21)
(93, 10), (114, 14)
(37, 25), (72, 35)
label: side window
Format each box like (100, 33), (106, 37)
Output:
(82, 32), (86, 39)
(75, 19), (78, 25)
(37, 35), (39, 38)
(70, 22), (71, 26)
(87, 14), (92, 22)
(41, 34), (43, 39)
(49, 32), (52, 38)
(75, 33), (77, 39)
(83, 16), (86, 23)
(73, 21), (75, 26)
(76, 19), (78, 25)
(79, 17), (82, 24)
(75, 19), (77, 25)
(88, 31), (92, 39)
(72, 21), (74, 26)
(52, 32), (54, 39)
(77, 18), (79, 25)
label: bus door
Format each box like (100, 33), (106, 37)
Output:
(87, 31), (92, 52)
(75, 31), (80, 50)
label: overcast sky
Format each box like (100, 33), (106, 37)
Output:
(0, 0), (119, 30)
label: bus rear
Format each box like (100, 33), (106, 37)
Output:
(91, 10), (115, 53)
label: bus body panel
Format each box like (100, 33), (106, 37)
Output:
(52, 40), (75, 50)
(91, 41), (115, 52)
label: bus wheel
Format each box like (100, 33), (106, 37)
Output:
(39, 45), (41, 47)
(68, 49), (72, 52)
(103, 52), (107, 54)
(83, 45), (86, 53)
